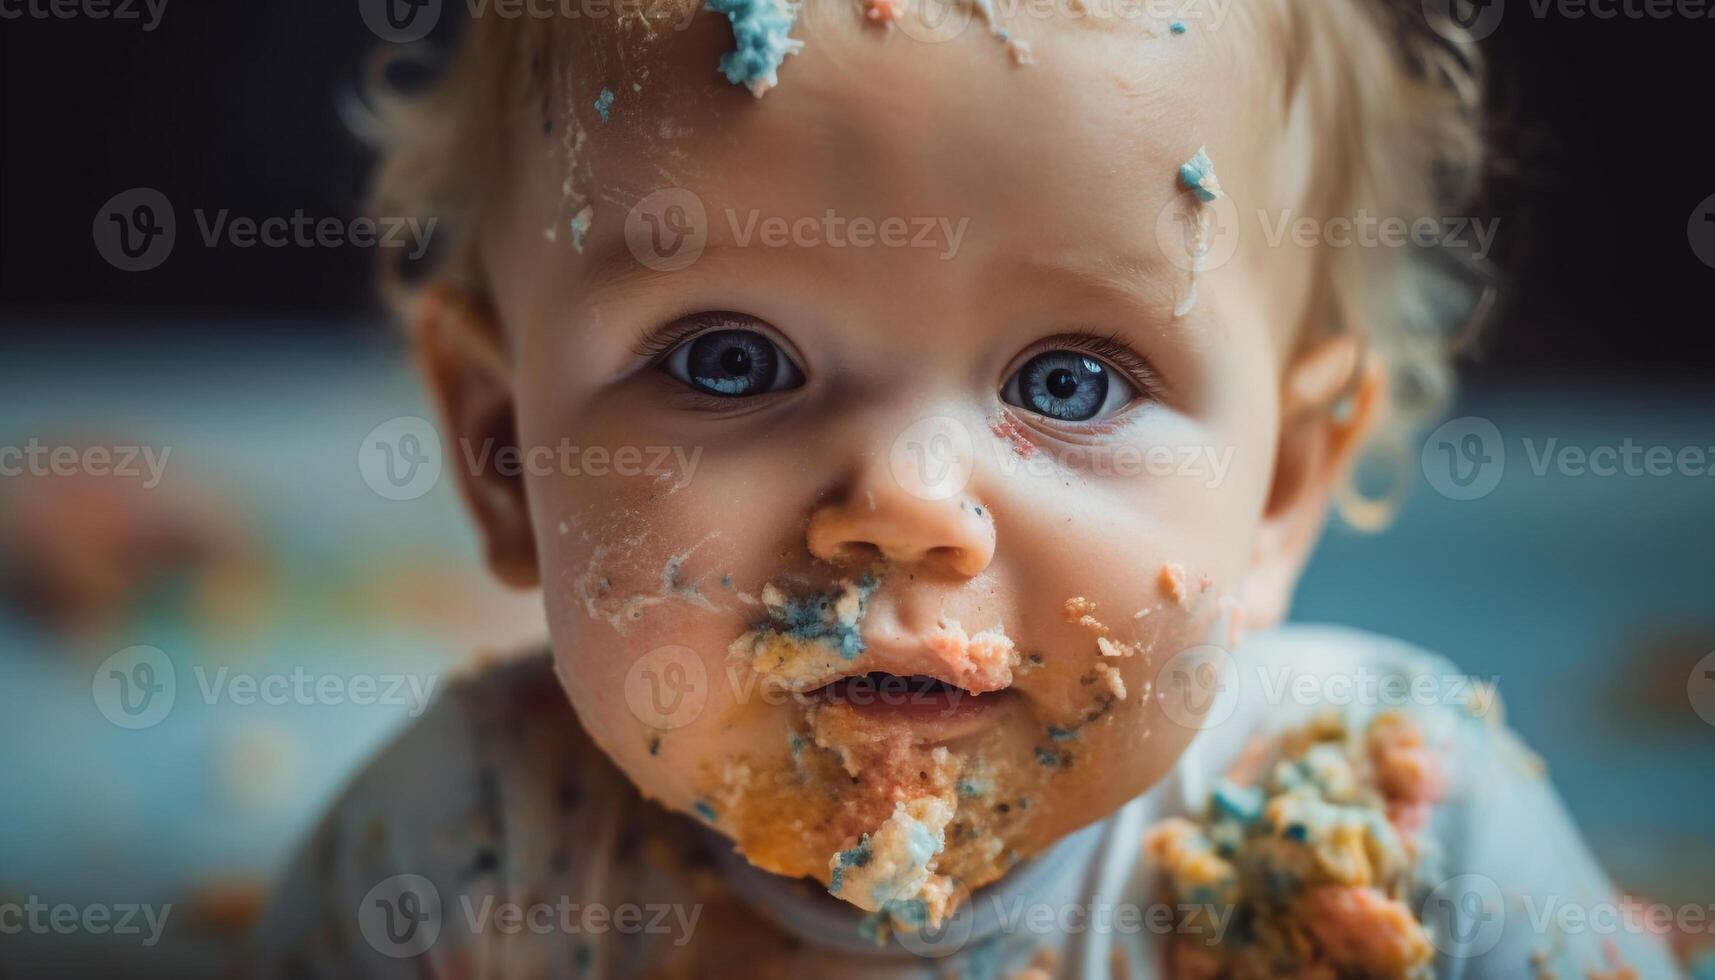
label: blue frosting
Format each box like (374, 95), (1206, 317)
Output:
(829, 839), (872, 894)
(593, 87), (615, 122)
(1179, 147), (1222, 203)
(1212, 781), (1265, 824)
(693, 800), (717, 822)
(762, 574), (878, 660)
(1169, 20), (1188, 34)
(705, 0), (803, 95)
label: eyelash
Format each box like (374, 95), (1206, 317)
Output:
(629, 313), (753, 365)
(1018, 332), (1167, 404)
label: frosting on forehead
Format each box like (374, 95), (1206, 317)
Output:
(706, 0), (805, 96)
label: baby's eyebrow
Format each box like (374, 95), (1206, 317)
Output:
(997, 250), (1186, 331)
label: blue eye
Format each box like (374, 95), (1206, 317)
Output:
(1002, 351), (1138, 422)
(659, 326), (804, 397)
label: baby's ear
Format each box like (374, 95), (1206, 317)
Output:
(1244, 335), (1383, 629)
(412, 284), (540, 589)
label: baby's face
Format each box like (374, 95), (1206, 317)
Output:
(461, 4), (1326, 913)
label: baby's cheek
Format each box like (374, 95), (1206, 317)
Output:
(533, 496), (774, 805)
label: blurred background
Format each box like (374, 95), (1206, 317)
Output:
(2, 3), (1713, 977)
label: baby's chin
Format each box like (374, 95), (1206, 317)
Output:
(695, 685), (1130, 929)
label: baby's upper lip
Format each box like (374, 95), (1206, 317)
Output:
(855, 623), (1019, 695)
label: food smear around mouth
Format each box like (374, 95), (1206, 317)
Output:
(1145, 709), (1445, 979)
(828, 796), (958, 927)
(706, 0), (805, 97)
(704, 695), (1058, 935)
(729, 575), (880, 692)
(923, 619), (1020, 692)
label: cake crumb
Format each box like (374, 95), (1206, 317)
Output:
(1158, 562), (1191, 606)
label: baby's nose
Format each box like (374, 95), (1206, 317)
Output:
(805, 475), (995, 578)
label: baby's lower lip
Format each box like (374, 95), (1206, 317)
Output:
(813, 673), (1017, 736)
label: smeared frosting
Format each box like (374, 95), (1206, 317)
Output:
(706, 0), (805, 97)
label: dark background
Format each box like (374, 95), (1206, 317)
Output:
(1, 1), (1713, 377)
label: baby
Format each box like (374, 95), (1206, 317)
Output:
(251, 1), (1681, 977)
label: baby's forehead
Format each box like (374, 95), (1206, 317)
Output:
(540, 0), (1287, 220)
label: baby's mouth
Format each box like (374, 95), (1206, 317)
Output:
(808, 671), (1019, 736)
